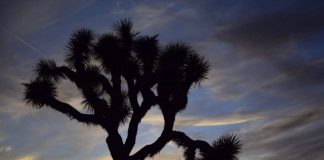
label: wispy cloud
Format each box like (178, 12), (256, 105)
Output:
(94, 151), (182, 160)
(94, 156), (112, 160)
(0, 25), (42, 56)
(93, 155), (113, 160)
(240, 107), (324, 160)
(142, 113), (264, 127)
(112, 1), (197, 31)
(16, 155), (38, 160)
(150, 152), (183, 160)
(0, 146), (12, 153)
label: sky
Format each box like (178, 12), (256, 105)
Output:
(0, 0), (324, 160)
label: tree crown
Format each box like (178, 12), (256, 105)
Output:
(23, 19), (240, 160)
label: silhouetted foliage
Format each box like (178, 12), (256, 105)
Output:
(23, 19), (241, 160)
(24, 79), (57, 108)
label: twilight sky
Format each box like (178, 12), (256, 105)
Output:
(1, 0), (324, 160)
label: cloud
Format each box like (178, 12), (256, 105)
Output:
(0, 85), (39, 120)
(0, 0), (95, 36)
(149, 152), (183, 160)
(193, 2), (324, 106)
(215, 1), (324, 54)
(112, 1), (170, 30)
(112, 1), (198, 32)
(0, 0), (98, 121)
(203, 55), (286, 100)
(0, 26), (43, 56)
(240, 106), (324, 160)
(274, 58), (324, 85)
(0, 113), (108, 159)
(1, 154), (39, 160)
(16, 155), (38, 160)
(0, 146), (12, 153)
(94, 156), (112, 160)
(142, 112), (264, 127)
(210, 0), (324, 87)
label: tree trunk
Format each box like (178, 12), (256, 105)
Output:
(106, 132), (127, 160)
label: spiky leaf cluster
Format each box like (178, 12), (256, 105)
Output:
(106, 91), (132, 125)
(94, 33), (120, 73)
(113, 18), (138, 42)
(66, 28), (95, 70)
(211, 134), (241, 160)
(156, 43), (209, 112)
(134, 35), (159, 72)
(115, 91), (132, 125)
(157, 43), (209, 86)
(34, 59), (64, 81)
(82, 65), (103, 93)
(184, 53), (209, 85)
(23, 79), (57, 108)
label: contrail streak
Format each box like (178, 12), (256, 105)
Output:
(0, 25), (42, 56)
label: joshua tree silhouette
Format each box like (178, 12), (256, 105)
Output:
(23, 19), (241, 160)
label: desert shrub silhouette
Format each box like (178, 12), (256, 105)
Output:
(23, 19), (241, 160)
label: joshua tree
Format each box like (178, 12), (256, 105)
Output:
(23, 19), (241, 160)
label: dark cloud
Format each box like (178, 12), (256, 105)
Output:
(275, 58), (324, 85)
(215, 0), (324, 53)
(210, 0), (324, 88)
(241, 107), (324, 160)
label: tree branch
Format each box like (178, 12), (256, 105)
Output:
(172, 130), (196, 160)
(98, 74), (113, 96)
(125, 75), (140, 111)
(172, 131), (227, 160)
(106, 129), (127, 160)
(130, 110), (175, 160)
(124, 99), (151, 154)
(47, 98), (99, 125)
(58, 66), (110, 114)
(124, 82), (158, 154)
